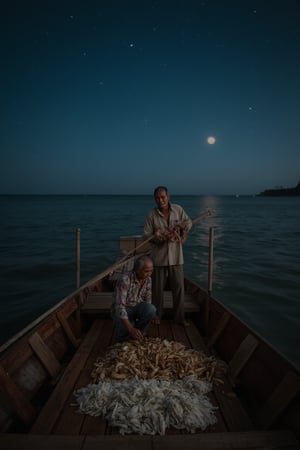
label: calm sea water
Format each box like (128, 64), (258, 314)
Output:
(0, 195), (299, 368)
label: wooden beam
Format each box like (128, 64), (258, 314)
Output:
(256, 370), (300, 429)
(56, 311), (80, 348)
(82, 291), (201, 314)
(0, 433), (85, 450)
(28, 333), (61, 378)
(207, 311), (230, 348)
(1, 430), (299, 450)
(228, 334), (259, 385)
(150, 430), (299, 450)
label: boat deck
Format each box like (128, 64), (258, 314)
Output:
(2, 318), (299, 449)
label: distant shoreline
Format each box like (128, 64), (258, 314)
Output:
(257, 181), (300, 196)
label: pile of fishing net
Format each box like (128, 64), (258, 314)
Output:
(74, 376), (217, 435)
(91, 337), (226, 382)
(74, 338), (226, 435)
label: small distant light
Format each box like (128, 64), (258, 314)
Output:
(129, 43), (134, 47)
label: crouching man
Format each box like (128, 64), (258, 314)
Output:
(111, 255), (156, 341)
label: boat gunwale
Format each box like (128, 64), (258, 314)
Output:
(1, 274), (299, 376)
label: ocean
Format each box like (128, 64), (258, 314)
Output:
(0, 195), (299, 368)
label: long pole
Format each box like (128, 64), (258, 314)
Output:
(208, 226), (214, 296)
(76, 228), (80, 289)
(75, 209), (213, 290)
(206, 227), (214, 332)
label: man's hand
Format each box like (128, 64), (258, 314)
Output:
(154, 229), (167, 242)
(129, 327), (144, 341)
(122, 319), (144, 341)
(155, 226), (187, 243)
(166, 225), (187, 242)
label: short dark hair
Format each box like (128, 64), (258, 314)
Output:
(153, 186), (169, 197)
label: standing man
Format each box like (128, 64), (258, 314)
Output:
(144, 186), (192, 325)
(111, 255), (156, 341)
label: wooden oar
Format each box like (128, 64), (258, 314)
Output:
(86, 209), (213, 286)
(114, 209), (213, 264)
(191, 209), (214, 225)
(167, 209), (214, 230)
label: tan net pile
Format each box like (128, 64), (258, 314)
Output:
(91, 337), (226, 383)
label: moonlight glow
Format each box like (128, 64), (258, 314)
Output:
(207, 136), (216, 144)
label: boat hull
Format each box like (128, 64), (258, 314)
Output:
(0, 264), (299, 447)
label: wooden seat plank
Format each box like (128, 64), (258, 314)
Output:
(151, 430), (299, 450)
(0, 434), (85, 450)
(83, 435), (153, 450)
(82, 291), (201, 313)
(30, 319), (103, 434)
(1, 429), (299, 450)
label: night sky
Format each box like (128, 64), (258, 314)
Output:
(1, 0), (300, 195)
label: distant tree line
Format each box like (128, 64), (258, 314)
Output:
(258, 180), (300, 196)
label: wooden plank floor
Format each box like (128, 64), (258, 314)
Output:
(2, 319), (300, 449)
(32, 319), (253, 436)
(82, 291), (201, 314)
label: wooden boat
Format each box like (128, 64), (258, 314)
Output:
(0, 235), (299, 450)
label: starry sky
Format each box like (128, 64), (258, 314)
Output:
(1, 0), (300, 195)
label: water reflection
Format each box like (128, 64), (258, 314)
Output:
(184, 196), (227, 290)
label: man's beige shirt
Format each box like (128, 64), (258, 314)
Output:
(144, 203), (192, 266)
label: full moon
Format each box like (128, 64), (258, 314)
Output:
(207, 136), (216, 144)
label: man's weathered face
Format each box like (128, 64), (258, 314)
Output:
(136, 262), (153, 280)
(155, 189), (169, 209)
